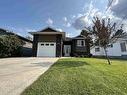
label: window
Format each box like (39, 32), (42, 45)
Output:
(77, 40), (85, 46)
(120, 42), (127, 52)
(50, 44), (54, 46)
(95, 47), (100, 52)
(41, 44), (44, 46)
(110, 44), (113, 48)
(45, 44), (49, 46)
(81, 40), (84, 46)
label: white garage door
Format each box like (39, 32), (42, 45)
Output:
(37, 42), (56, 57)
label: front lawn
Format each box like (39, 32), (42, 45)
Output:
(22, 58), (127, 95)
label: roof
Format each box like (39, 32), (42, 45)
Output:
(16, 35), (33, 43)
(72, 35), (86, 39)
(64, 37), (72, 41)
(29, 27), (65, 39)
(0, 28), (6, 33)
(0, 28), (33, 43)
(39, 27), (58, 32)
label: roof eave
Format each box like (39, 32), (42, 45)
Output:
(29, 32), (66, 39)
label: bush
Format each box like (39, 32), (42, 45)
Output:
(0, 35), (24, 57)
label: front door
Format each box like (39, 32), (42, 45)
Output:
(64, 45), (71, 57)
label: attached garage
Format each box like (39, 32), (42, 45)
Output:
(37, 42), (56, 57)
(30, 27), (65, 57)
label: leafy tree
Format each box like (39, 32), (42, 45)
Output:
(0, 35), (24, 57)
(80, 30), (93, 57)
(80, 29), (93, 47)
(91, 17), (125, 65)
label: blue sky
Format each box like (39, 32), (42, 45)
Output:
(0, 0), (113, 37)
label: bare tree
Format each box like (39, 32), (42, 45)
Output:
(92, 17), (125, 65)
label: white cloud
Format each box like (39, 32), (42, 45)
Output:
(66, 33), (72, 37)
(66, 23), (71, 27)
(69, 0), (127, 32)
(17, 32), (22, 36)
(77, 14), (84, 18)
(63, 17), (71, 27)
(56, 28), (63, 32)
(108, 0), (119, 7)
(5, 26), (38, 36)
(63, 17), (67, 22)
(70, 15), (76, 19)
(84, 1), (98, 17)
(46, 18), (53, 26)
(25, 29), (37, 32)
(72, 16), (91, 30)
(110, 0), (127, 19)
(72, 1), (95, 30)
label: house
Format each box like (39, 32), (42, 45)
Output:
(0, 28), (33, 56)
(30, 27), (90, 57)
(91, 36), (127, 59)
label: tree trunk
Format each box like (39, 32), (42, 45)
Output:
(104, 48), (111, 65)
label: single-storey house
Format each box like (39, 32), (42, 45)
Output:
(30, 27), (90, 57)
(91, 36), (127, 59)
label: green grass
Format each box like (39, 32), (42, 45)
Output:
(22, 58), (127, 95)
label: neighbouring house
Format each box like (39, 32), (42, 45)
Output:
(0, 28), (33, 57)
(30, 27), (90, 57)
(91, 36), (127, 59)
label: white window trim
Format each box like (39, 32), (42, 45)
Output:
(77, 40), (85, 46)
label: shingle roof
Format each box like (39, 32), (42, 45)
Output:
(0, 28), (33, 43)
(72, 35), (86, 39)
(39, 27), (58, 32)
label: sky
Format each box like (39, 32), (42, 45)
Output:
(0, 0), (127, 37)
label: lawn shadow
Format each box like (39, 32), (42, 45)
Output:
(24, 59), (89, 69)
(54, 60), (89, 68)
(92, 56), (127, 62)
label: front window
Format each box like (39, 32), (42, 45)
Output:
(77, 40), (85, 46)
(120, 42), (127, 52)
(95, 47), (100, 52)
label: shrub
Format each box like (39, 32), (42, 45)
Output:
(0, 35), (24, 57)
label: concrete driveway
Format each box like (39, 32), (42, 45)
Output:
(0, 57), (58, 95)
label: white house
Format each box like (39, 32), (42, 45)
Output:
(91, 37), (127, 58)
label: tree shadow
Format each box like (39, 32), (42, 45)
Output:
(25, 59), (89, 69)
(53, 60), (89, 68)
(92, 56), (127, 61)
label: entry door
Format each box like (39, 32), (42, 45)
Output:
(64, 45), (71, 57)
(37, 42), (56, 57)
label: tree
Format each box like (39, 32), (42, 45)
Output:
(81, 29), (93, 47)
(0, 35), (24, 57)
(80, 30), (93, 57)
(92, 17), (125, 65)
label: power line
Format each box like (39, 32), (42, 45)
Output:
(106, 0), (114, 11)
(106, 0), (127, 28)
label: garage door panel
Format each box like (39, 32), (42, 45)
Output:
(37, 42), (56, 57)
